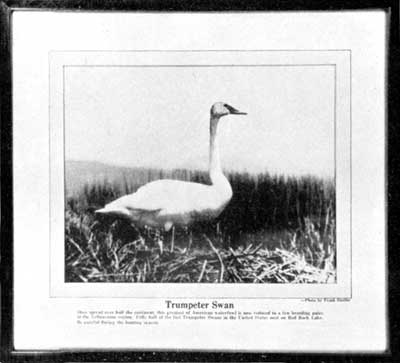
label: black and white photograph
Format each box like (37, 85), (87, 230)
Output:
(8, 8), (389, 355)
(63, 58), (337, 284)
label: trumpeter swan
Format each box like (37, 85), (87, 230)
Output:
(95, 102), (247, 250)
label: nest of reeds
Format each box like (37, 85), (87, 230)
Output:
(153, 238), (335, 284)
(66, 229), (336, 283)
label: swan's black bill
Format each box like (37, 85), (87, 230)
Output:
(224, 104), (247, 115)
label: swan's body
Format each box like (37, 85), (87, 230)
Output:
(98, 178), (231, 231)
(95, 102), (246, 232)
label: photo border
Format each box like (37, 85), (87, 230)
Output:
(50, 51), (348, 298)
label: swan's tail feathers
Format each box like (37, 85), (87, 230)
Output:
(94, 208), (108, 214)
(95, 206), (130, 219)
(87, 205), (103, 213)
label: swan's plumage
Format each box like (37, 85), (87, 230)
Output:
(96, 179), (232, 230)
(95, 102), (246, 232)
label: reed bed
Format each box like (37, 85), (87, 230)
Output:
(65, 209), (336, 283)
(65, 163), (336, 283)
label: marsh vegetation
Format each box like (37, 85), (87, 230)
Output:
(65, 161), (336, 283)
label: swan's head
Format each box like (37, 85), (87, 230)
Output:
(210, 102), (247, 118)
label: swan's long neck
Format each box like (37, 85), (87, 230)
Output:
(209, 116), (222, 181)
(209, 116), (232, 199)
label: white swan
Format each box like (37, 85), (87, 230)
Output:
(95, 102), (246, 246)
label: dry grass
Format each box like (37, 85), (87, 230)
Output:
(65, 208), (336, 283)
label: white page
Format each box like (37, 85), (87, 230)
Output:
(13, 11), (387, 352)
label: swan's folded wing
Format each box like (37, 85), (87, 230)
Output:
(106, 191), (163, 212)
(109, 179), (211, 213)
